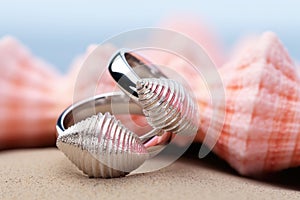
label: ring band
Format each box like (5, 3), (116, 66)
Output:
(56, 92), (142, 136)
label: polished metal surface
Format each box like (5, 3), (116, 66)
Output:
(56, 92), (142, 137)
(108, 49), (166, 102)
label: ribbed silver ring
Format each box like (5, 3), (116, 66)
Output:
(109, 49), (200, 137)
(56, 92), (165, 178)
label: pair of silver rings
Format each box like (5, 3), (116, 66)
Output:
(56, 49), (199, 178)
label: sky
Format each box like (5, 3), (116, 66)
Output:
(0, 0), (299, 71)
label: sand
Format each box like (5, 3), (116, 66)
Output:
(1, 146), (300, 200)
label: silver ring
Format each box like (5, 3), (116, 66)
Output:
(56, 52), (168, 178)
(56, 49), (199, 179)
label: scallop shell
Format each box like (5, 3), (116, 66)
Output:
(137, 78), (199, 136)
(0, 36), (68, 149)
(197, 32), (300, 176)
(57, 112), (149, 178)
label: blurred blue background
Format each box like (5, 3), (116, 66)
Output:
(1, 0), (299, 72)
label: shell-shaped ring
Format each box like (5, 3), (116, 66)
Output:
(56, 49), (200, 178)
(109, 50), (200, 136)
(56, 92), (165, 178)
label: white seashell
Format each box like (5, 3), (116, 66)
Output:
(57, 112), (149, 178)
(137, 78), (199, 136)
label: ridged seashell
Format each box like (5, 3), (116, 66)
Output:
(0, 36), (68, 149)
(57, 112), (149, 178)
(196, 32), (300, 176)
(137, 78), (199, 136)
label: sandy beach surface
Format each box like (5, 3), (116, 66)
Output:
(1, 145), (300, 200)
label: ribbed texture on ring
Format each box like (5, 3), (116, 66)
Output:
(56, 112), (148, 178)
(137, 78), (199, 135)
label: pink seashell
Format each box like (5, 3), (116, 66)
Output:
(0, 38), (120, 149)
(195, 32), (300, 176)
(0, 36), (69, 149)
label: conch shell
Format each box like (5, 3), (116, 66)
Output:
(0, 36), (69, 149)
(196, 32), (300, 176)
